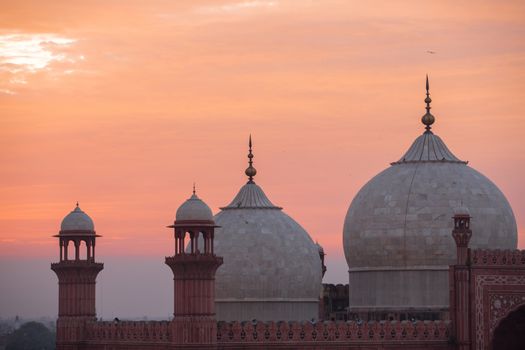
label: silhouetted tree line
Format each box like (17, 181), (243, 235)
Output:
(5, 321), (55, 350)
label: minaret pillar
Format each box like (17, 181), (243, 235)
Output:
(166, 190), (223, 349)
(51, 204), (103, 350)
(450, 207), (472, 350)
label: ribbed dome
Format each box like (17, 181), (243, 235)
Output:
(343, 133), (516, 313)
(392, 130), (466, 164)
(210, 137), (322, 321)
(221, 183), (281, 209)
(60, 204), (94, 232)
(213, 181), (322, 321)
(343, 156), (517, 268)
(175, 192), (213, 222)
(342, 81), (517, 314)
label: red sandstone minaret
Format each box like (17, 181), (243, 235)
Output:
(450, 206), (472, 350)
(51, 203), (103, 349)
(165, 188), (223, 349)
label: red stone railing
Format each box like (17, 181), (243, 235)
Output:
(217, 320), (451, 343)
(86, 321), (171, 342)
(83, 319), (451, 344)
(471, 249), (525, 266)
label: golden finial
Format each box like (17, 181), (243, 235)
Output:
(421, 74), (435, 132)
(245, 134), (257, 183)
(192, 182), (196, 195)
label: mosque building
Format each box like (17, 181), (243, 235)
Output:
(50, 78), (525, 350)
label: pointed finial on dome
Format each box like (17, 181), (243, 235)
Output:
(421, 74), (435, 132)
(245, 134), (257, 184)
(76, 201), (79, 208)
(190, 182), (199, 199)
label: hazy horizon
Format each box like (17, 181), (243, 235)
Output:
(0, 255), (349, 319)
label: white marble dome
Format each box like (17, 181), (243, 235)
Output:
(344, 132), (517, 268)
(213, 179), (322, 321)
(342, 95), (517, 315)
(61, 204), (94, 232)
(175, 192), (213, 222)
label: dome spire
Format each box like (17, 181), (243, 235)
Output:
(245, 134), (257, 184)
(421, 74), (435, 132)
(193, 182), (196, 195)
(393, 76), (466, 165)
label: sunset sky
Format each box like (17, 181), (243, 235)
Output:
(1, 0), (524, 318)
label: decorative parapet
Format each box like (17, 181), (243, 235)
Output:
(217, 320), (451, 343)
(471, 249), (525, 266)
(86, 321), (171, 343)
(81, 319), (451, 345)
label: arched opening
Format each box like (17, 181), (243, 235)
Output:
(193, 231), (200, 253)
(78, 240), (87, 260)
(492, 304), (525, 350)
(202, 230), (209, 254)
(181, 231), (187, 254)
(88, 238), (94, 260)
(65, 240), (74, 261)
(176, 230), (188, 254)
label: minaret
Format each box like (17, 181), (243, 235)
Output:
(51, 203), (103, 349)
(450, 206), (472, 350)
(165, 188), (223, 348)
(452, 206), (472, 265)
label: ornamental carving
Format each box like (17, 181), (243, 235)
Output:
(216, 320), (450, 343)
(489, 293), (525, 331)
(474, 274), (525, 349)
(471, 249), (525, 266)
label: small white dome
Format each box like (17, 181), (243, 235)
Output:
(175, 193), (213, 222)
(60, 204), (95, 232)
(454, 206), (471, 216)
